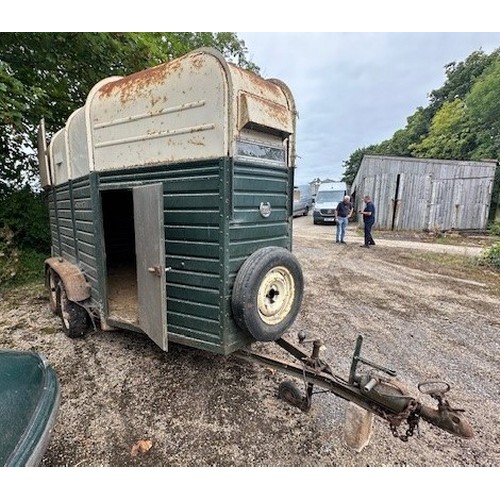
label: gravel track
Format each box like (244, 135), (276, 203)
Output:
(1, 216), (499, 467)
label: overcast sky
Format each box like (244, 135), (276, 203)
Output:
(238, 32), (500, 186)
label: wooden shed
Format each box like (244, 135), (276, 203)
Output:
(350, 155), (498, 232)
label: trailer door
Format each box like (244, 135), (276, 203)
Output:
(133, 184), (168, 351)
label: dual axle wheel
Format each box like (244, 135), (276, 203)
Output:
(46, 268), (88, 338)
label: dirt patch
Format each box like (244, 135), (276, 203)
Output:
(1, 216), (499, 467)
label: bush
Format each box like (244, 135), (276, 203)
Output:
(0, 226), (46, 288)
(0, 188), (50, 288)
(0, 225), (19, 285)
(488, 221), (500, 237)
(480, 242), (500, 270)
(0, 187), (50, 252)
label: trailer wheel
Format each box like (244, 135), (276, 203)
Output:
(57, 283), (88, 338)
(47, 268), (60, 315)
(231, 246), (303, 341)
(278, 381), (308, 410)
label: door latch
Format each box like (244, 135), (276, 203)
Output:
(147, 266), (162, 277)
(147, 266), (171, 277)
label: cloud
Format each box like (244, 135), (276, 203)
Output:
(239, 32), (500, 185)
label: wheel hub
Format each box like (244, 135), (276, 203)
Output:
(257, 266), (295, 325)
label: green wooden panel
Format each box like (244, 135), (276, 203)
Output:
(165, 226), (219, 243)
(164, 176), (219, 193)
(164, 211), (220, 226)
(167, 298), (219, 321)
(230, 222), (289, 242)
(167, 311), (219, 335)
(167, 284), (219, 305)
(232, 208), (288, 224)
(233, 193), (287, 209)
(165, 240), (220, 259)
(164, 193), (220, 210)
(74, 220), (95, 233)
(166, 256), (219, 274)
(76, 239), (97, 256)
(168, 270), (219, 289)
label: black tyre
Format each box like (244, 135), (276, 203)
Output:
(58, 283), (88, 338)
(47, 268), (60, 315)
(231, 246), (303, 341)
(278, 381), (309, 410)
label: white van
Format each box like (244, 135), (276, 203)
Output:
(313, 181), (348, 224)
(292, 184), (313, 217)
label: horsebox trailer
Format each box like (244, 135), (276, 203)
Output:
(38, 47), (302, 355)
(37, 48), (473, 447)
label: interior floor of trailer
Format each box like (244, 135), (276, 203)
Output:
(107, 265), (139, 325)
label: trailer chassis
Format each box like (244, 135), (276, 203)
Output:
(235, 333), (474, 442)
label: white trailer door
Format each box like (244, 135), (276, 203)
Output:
(133, 184), (168, 351)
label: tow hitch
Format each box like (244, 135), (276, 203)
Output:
(236, 333), (474, 443)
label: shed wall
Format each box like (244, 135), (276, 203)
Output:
(352, 155), (496, 231)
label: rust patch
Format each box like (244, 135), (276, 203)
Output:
(98, 58), (183, 104)
(229, 62), (282, 98)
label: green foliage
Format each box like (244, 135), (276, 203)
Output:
(0, 188), (50, 251)
(479, 242), (500, 270)
(342, 145), (378, 185)
(466, 59), (500, 161)
(0, 32), (257, 289)
(488, 221), (500, 236)
(409, 99), (473, 159)
(0, 32), (256, 194)
(0, 225), (19, 286)
(428, 50), (499, 111)
(0, 235), (46, 288)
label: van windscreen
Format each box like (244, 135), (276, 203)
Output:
(316, 190), (344, 203)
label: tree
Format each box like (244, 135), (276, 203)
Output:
(0, 32), (257, 196)
(409, 99), (473, 160)
(466, 58), (500, 161)
(341, 145), (379, 186)
(428, 49), (500, 112)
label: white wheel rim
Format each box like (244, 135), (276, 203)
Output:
(59, 287), (70, 329)
(257, 266), (295, 325)
(49, 271), (57, 303)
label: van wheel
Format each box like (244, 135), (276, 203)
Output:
(47, 268), (60, 315)
(231, 247), (303, 342)
(58, 283), (88, 338)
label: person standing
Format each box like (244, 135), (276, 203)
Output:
(335, 195), (353, 244)
(359, 195), (375, 247)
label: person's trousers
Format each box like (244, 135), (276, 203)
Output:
(364, 219), (375, 245)
(336, 217), (348, 242)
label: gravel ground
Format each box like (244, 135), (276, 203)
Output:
(1, 215), (499, 468)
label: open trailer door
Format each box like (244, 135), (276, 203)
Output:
(37, 118), (51, 188)
(133, 184), (168, 351)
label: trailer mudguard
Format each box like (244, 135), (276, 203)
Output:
(45, 257), (90, 303)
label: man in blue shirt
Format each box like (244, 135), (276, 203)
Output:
(335, 195), (353, 244)
(359, 195), (375, 247)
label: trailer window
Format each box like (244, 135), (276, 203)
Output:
(236, 139), (286, 165)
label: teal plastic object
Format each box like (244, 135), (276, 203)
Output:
(0, 349), (60, 466)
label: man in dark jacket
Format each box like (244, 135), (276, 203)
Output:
(359, 195), (375, 247)
(335, 195), (353, 243)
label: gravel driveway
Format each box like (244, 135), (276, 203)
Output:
(1, 215), (499, 467)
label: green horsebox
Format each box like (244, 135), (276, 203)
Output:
(38, 47), (303, 354)
(37, 48), (475, 447)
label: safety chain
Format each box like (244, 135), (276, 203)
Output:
(387, 400), (422, 442)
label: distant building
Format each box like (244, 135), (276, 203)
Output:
(350, 155), (498, 232)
